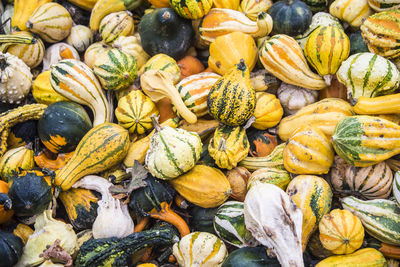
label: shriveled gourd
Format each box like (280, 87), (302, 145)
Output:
(277, 82), (319, 115)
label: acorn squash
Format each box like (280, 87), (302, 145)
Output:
(0, 231), (23, 267)
(222, 247), (280, 267)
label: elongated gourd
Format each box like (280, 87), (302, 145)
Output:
(11, 0), (51, 31)
(55, 123), (130, 191)
(354, 93), (400, 115)
(316, 248), (387, 267)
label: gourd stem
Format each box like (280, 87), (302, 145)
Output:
(150, 115), (162, 132)
(149, 202), (190, 237)
(244, 116), (256, 130)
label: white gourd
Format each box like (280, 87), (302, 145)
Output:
(66, 25), (94, 53)
(277, 82), (319, 115)
(42, 43), (80, 71)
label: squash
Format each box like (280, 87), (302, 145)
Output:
(148, 0), (170, 7)
(222, 247), (280, 267)
(208, 125), (249, 170)
(138, 8), (194, 60)
(329, 0), (374, 28)
(177, 56), (205, 78)
(278, 98), (354, 141)
(55, 123), (130, 191)
(34, 151), (73, 171)
(84, 42), (111, 69)
(8, 170), (52, 217)
(319, 209), (365, 255)
(304, 0), (328, 12)
(66, 25), (93, 53)
(32, 71), (69, 105)
(283, 125), (334, 174)
(225, 167), (250, 202)
(173, 232), (228, 266)
(0, 145), (34, 181)
(7, 120), (38, 149)
(50, 59), (111, 126)
(277, 82), (319, 115)
(112, 35), (149, 69)
(268, 0), (312, 36)
(207, 60), (256, 126)
(12, 224), (33, 245)
(140, 53), (181, 84)
(93, 48), (138, 91)
(11, 0), (51, 31)
(190, 206), (219, 234)
(99, 11), (134, 44)
(318, 75), (348, 101)
(213, 0), (240, 10)
(259, 34), (327, 90)
(366, 237), (400, 260)
(337, 53), (400, 102)
(208, 32), (258, 75)
(170, 0), (213, 19)
(249, 69), (281, 93)
(239, 142), (285, 171)
(38, 101), (92, 154)
(239, 0), (273, 21)
(0, 231), (23, 267)
(252, 92), (283, 130)
(169, 165), (231, 208)
(246, 129), (278, 157)
(115, 90), (159, 134)
(332, 116), (400, 167)
(308, 231), (335, 259)
(316, 248), (387, 267)
(349, 30), (369, 55)
(368, 0), (400, 11)
(354, 93), (400, 115)
(42, 43), (80, 72)
(286, 175), (332, 251)
(247, 166), (291, 190)
(0, 180), (13, 224)
(27, 3), (73, 43)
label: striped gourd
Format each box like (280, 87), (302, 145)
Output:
(170, 0), (213, 19)
(304, 0), (328, 12)
(213, 201), (258, 248)
(304, 26), (350, 85)
(207, 60), (256, 126)
(337, 52), (400, 102)
(11, 0), (51, 31)
(32, 70), (69, 105)
(175, 72), (220, 117)
(26, 2), (73, 43)
(239, 0), (272, 21)
(394, 172), (400, 206)
(341, 196), (400, 246)
(66, 25), (94, 53)
(50, 59), (110, 126)
(278, 98), (354, 141)
(54, 123), (130, 191)
(84, 42), (111, 69)
(329, 0), (374, 28)
(99, 11), (134, 44)
(360, 10), (400, 61)
(283, 125), (334, 175)
(332, 116), (400, 167)
(140, 54), (181, 84)
(115, 90), (159, 134)
(239, 143), (285, 171)
(112, 35), (149, 69)
(316, 248), (387, 267)
(368, 0), (400, 11)
(247, 166), (290, 190)
(286, 175), (332, 251)
(172, 232), (228, 267)
(330, 157), (394, 199)
(0, 145), (34, 181)
(93, 48), (138, 91)
(259, 34), (327, 90)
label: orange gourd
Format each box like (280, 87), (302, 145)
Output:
(0, 180), (13, 224)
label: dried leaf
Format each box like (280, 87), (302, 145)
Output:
(109, 160), (148, 197)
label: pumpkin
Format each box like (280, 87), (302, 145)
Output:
(66, 25), (93, 53)
(0, 145), (34, 181)
(0, 231), (23, 267)
(5, 31), (44, 68)
(252, 92), (283, 130)
(38, 101), (92, 154)
(32, 71), (69, 105)
(225, 167), (250, 202)
(329, 0), (374, 27)
(277, 82), (319, 115)
(170, 0), (213, 19)
(177, 56), (205, 78)
(112, 35), (150, 69)
(247, 166), (291, 190)
(140, 53), (181, 84)
(0, 180), (13, 224)
(283, 125), (334, 175)
(84, 42), (111, 69)
(246, 129), (278, 157)
(268, 0), (312, 36)
(239, 0), (273, 21)
(319, 209), (365, 255)
(99, 11), (134, 44)
(316, 248), (387, 267)
(208, 32), (258, 75)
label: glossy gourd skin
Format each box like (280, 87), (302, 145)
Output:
(222, 247), (280, 267)
(247, 129), (278, 157)
(0, 231), (23, 267)
(252, 92), (283, 130)
(32, 71), (69, 105)
(0, 181), (13, 224)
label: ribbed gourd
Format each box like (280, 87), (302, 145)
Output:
(145, 118), (202, 180)
(208, 125), (249, 170)
(84, 42), (111, 69)
(170, 0), (213, 19)
(368, 0), (400, 11)
(286, 175), (332, 251)
(336, 52), (400, 102)
(259, 34), (327, 90)
(252, 92), (283, 130)
(239, 0), (273, 21)
(66, 25), (94, 53)
(99, 11), (134, 44)
(112, 35), (149, 69)
(316, 248), (387, 267)
(0, 145), (34, 181)
(332, 115), (400, 167)
(304, 25), (350, 86)
(207, 60), (256, 126)
(329, 0), (374, 27)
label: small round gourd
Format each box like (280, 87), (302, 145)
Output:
(99, 11), (134, 44)
(170, 0), (213, 19)
(252, 92), (283, 130)
(277, 82), (319, 115)
(0, 231), (23, 267)
(0, 145), (34, 181)
(84, 42), (111, 69)
(66, 25), (94, 53)
(319, 209), (365, 255)
(6, 31), (44, 68)
(32, 70), (70, 105)
(248, 167), (291, 191)
(112, 35), (150, 69)
(140, 53), (181, 84)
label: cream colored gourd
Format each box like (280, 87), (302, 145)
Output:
(99, 11), (134, 44)
(112, 35), (149, 69)
(66, 25), (94, 53)
(277, 82), (319, 115)
(84, 42), (111, 69)
(42, 43), (80, 72)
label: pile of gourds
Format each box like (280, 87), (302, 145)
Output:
(0, 0), (399, 266)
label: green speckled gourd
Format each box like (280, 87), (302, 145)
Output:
(145, 117), (202, 180)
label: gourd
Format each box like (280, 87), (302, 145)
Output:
(11, 224), (33, 246)
(239, 142), (285, 171)
(115, 90), (159, 134)
(239, 0), (273, 21)
(0, 52), (32, 104)
(148, 0), (169, 7)
(208, 32), (258, 75)
(331, 116), (400, 167)
(7, 120), (38, 149)
(0, 180), (13, 224)
(84, 42), (111, 69)
(353, 93), (400, 115)
(368, 0), (400, 11)
(139, 8), (194, 60)
(27, 3), (73, 43)
(1, 5), (13, 35)
(140, 53), (181, 84)
(207, 60), (256, 126)
(50, 59), (111, 126)
(283, 125), (334, 174)
(253, 92), (283, 130)
(330, 157), (394, 199)
(38, 101), (92, 154)
(11, 0), (51, 31)
(316, 248), (387, 267)
(208, 125), (249, 170)
(112, 35), (149, 69)
(304, 26), (350, 85)
(93, 48), (138, 91)
(349, 31), (369, 55)
(34, 151), (73, 171)
(278, 98), (354, 141)
(190, 206), (219, 233)
(55, 123), (130, 191)
(267, 0), (312, 36)
(394, 172), (400, 206)
(172, 232), (228, 267)
(277, 82), (319, 115)
(66, 25), (93, 53)
(246, 129), (278, 157)
(9, 170), (52, 218)
(0, 231), (23, 267)
(244, 183), (303, 267)
(336, 53), (400, 102)
(329, 0), (374, 27)
(366, 237), (400, 260)
(213, 0), (240, 10)
(286, 175), (332, 251)
(42, 43), (80, 72)
(259, 34), (327, 90)
(32, 71), (69, 105)
(0, 145), (34, 181)
(304, 0), (328, 12)
(319, 209), (365, 255)
(341, 196), (400, 246)
(65, 0), (96, 11)
(99, 11), (134, 44)
(247, 167), (291, 190)
(169, 165), (231, 208)
(170, 0), (213, 19)
(226, 167), (250, 201)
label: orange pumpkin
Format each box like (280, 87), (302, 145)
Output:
(0, 180), (13, 224)
(177, 56), (205, 79)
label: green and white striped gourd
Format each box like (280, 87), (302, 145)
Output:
(394, 172), (400, 206)
(93, 48), (138, 91)
(213, 201), (258, 248)
(341, 196), (400, 246)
